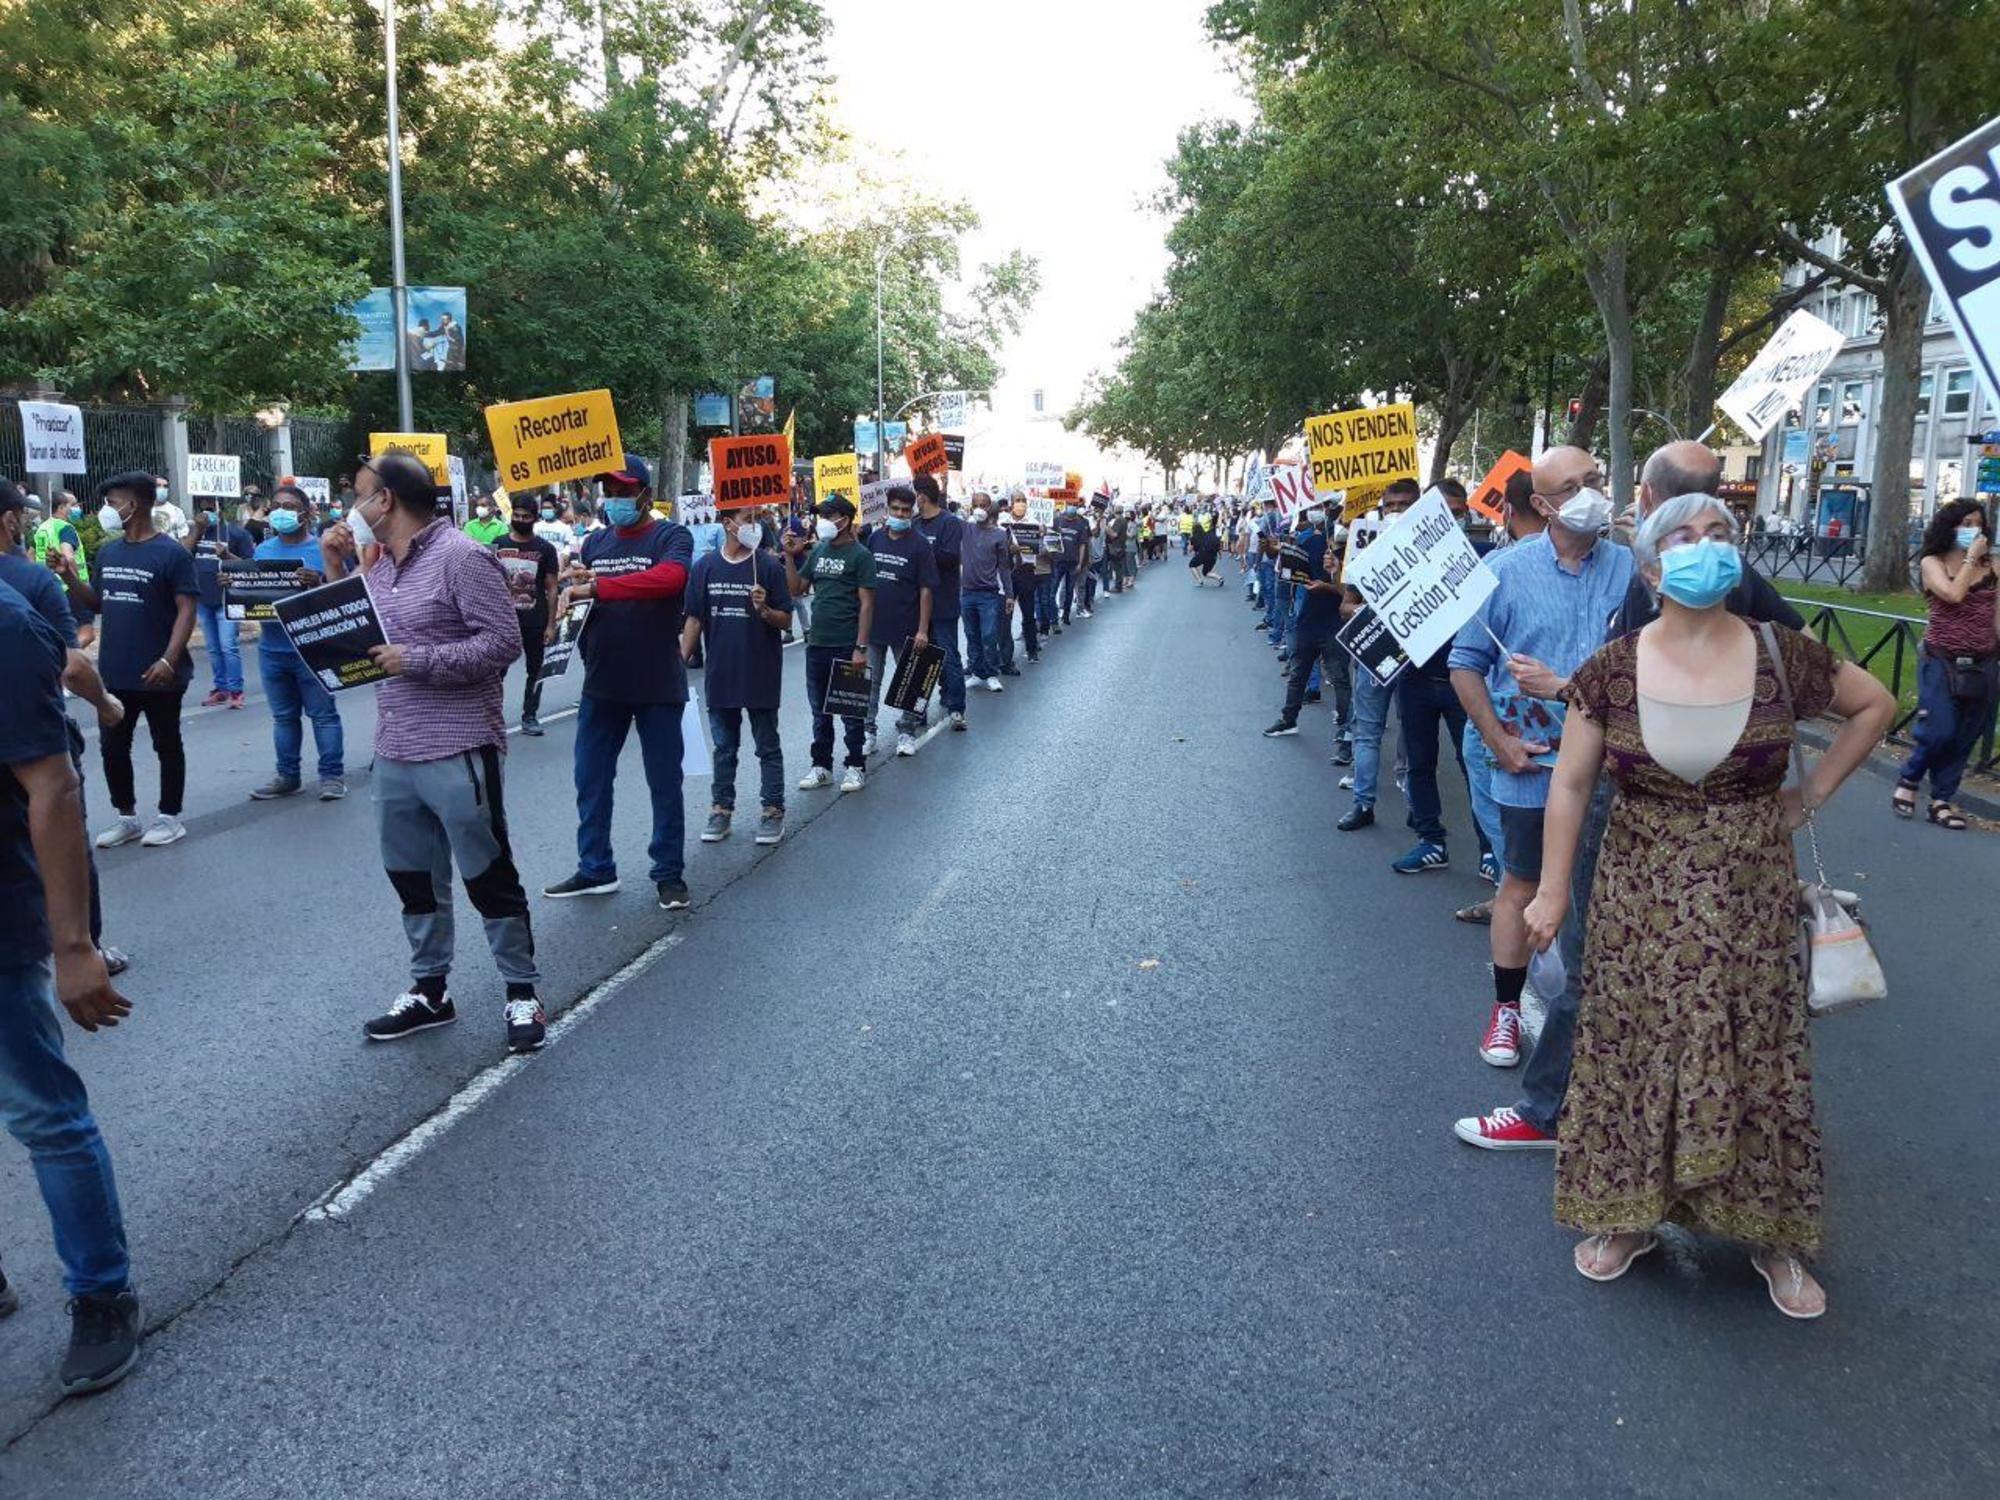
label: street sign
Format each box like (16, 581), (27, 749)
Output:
(1888, 112), (2000, 407)
(1715, 310), (1846, 441)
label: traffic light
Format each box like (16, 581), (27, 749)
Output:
(1566, 398), (1583, 422)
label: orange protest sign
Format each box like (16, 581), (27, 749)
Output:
(905, 432), (949, 477)
(1469, 451), (1530, 524)
(709, 434), (792, 511)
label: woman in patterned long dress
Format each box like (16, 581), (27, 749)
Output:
(1524, 495), (1894, 1319)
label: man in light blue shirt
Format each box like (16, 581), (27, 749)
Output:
(1448, 446), (1632, 1072)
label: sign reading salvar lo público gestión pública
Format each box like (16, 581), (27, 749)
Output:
(1341, 487), (1497, 667)
(273, 574), (392, 694)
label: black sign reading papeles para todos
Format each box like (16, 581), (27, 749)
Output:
(272, 574), (392, 693)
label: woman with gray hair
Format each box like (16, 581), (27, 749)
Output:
(1523, 493), (1894, 1319)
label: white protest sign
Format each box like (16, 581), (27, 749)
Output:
(935, 390), (970, 431)
(858, 478), (892, 528)
(186, 453), (242, 497)
(1245, 453), (1272, 501)
(295, 477), (332, 507)
(1341, 488), (1496, 666)
(18, 401), (87, 475)
(1026, 497), (1056, 527)
(1888, 112), (2000, 406)
(448, 454), (468, 510)
(1268, 463), (1314, 521)
(1342, 515), (1383, 576)
(1025, 460), (1066, 489)
(1715, 309), (1847, 441)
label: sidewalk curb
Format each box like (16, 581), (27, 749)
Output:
(1800, 722), (2000, 821)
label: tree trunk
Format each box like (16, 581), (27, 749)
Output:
(1430, 395), (1470, 484)
(1683, 264), (1733, 438)
(660, 391), (689, 500)
(1565, 356), (1611, 451)
(1584, 245), (1637, 509)
(1863, 248), (1928, 592)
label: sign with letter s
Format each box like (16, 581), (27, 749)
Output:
(1889, 113), (2000, 405)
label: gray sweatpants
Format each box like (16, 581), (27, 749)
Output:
(374, 747), (538, 988)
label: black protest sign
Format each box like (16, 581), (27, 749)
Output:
(1009, 522), (1044, 559)
(885, 639), (945, 714)
(942, 434), (966, 471)
(535, 599), (593, 684)
(824, 659), (873, 718)
(1335, 602), (1410, 688)
(1278, 542), (1315, 585)
(272, 574), (392, 694)
(221, 559), (313, 622)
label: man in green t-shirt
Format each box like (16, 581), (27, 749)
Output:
(463, 493), (509, 545)
(783, 496), (876, 793)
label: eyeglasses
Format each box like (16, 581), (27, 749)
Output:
(1659, 521), (1733, 550)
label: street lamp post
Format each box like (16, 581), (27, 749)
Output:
(384, 0), (414, 431)
(874, 242), (886, 482)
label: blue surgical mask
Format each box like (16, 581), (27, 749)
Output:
(269, 508), (302, 535)
(66, 505), (82, 521)
(886, 514), (913, 532)
(328, 505), (343, 519)
(1657, 538), (1743, 609)
(1955, 526), (1983, 552)
(604, 499), (643, 528)
(541, 508), (557, 522)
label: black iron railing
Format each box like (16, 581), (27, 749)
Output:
(1785, 598), (1998, 774)
(1747, 533), (1922, 590)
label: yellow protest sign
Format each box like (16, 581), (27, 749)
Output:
(483, 389), (623, 491)
(368, 432), (450, 486)
(813, 451), (858, 501)
(1305, 402), (1418, 512)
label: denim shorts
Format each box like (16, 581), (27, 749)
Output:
(1497, 804), (1547, 881)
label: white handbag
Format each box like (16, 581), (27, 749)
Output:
(1760, 624), (1888, 1017)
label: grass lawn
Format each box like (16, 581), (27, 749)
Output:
(1776, 582), (1924, 719)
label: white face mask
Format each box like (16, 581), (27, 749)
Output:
(97, 503), (125, 535)
(734, 523), (761, 549)
(1557, 486), (1614, 534)
(814, 518), (839, 541)
(347, 495), (379, 549)
(971, 507), (989, 525)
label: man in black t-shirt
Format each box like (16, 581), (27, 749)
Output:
(491, 494), (561, 735)
(543, 455), (697, 911)
(864, 486), (940, 756)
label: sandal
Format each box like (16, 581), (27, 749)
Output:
(1928, 800), (1969, 831)
(1751, 1250), (1827, 1320)
(1891, 783), (1918, 819)
(1574, 1232), (1659, 1282)
(1455, 900), (1493, 925)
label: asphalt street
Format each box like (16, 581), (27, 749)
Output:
(3, 556), (1997, 1498)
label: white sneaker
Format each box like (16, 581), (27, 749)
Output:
(1338, 774), (1355, 791)
(863, 731), (879, 759)
(1080, 608), (1094, 618)
(798, 766), (833, 790)
(840, 766), (865, 793)
(896, 733), (918, 757)
(987, 676), (1004, 692)
(140, 815), (186, 847)
(95, 816), (143, 849)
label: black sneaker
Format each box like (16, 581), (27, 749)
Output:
(544, 872), (620, 898)
(505, 995), (546, 1053)
(0, 1267), (18, 1319)
(521, 715), (544, 737)
(1262, 721), (1300, 737)
(1336, 805), (1375, 832)
(363, 991), (456, 1041)
(657, 879), (691, 911)
(1330, 742), (1354, 767)
(60, 1289), (141, 1395)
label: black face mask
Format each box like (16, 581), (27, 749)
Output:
(511, 518), (535, 534)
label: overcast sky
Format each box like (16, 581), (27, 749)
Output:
(818, 0), (1247, 415)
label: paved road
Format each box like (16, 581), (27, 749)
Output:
(3, 561), (1997, 1497)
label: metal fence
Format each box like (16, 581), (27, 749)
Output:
(184, 414), (276, 495)
(1787, 598), (1998, 775)
(1, 400), (172, 502)
(1745, 533), (1922, 590)
(288, 413), (363, 484)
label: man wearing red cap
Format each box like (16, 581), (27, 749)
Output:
(544, 455), (697, 912)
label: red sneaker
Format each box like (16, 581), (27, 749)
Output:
(201, 689), (229, 707)
(1453, 1105), (1554, 1150)
(228, 692), (245, 709)
(1479, 1003), (1522, 1067)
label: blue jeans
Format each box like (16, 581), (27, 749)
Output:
(805, 644), (867, 769)
(1035, 574), (1059, 631)
(1259, 558), (1279, 632)
(1396, 671), (1484, 851)
(1055, 563), (1079, 623)
(935, 609), (967, 714)
(1270, 581), (1296, 648)
(261, 647), (345, 781)
(196, 601), (242, 694)
(1349, 670), (1394, 808)
(961, 591), (1004, 680)
(574, 694), (685, 884)
(0, 959), (129, 1296)
(1517, 775), (1613, 1134)
(1900, 654), (1998, 803)
(1462, 719), (1505, 867)
(709, 706), (783, 814)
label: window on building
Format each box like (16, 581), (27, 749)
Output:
(1745, 454), (1762, 483)
(1916, 373), (1934, 418)
(1839, 380), (1867, 425)
(1812, 384), (1834, 429)
(1938, 459), (1963, 504)
(1850, 294), (1875, 337)
(1031, 389), (1045, 414)
(1944, 369), (1974, 417)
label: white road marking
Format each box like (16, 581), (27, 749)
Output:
(506, 705), (578, 738)
(302, 932), (685, 1223)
